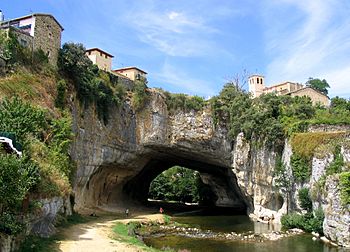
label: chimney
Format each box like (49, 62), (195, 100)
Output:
(0, 10), (4, 22)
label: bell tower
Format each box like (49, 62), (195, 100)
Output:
(248, 74), (265, 98)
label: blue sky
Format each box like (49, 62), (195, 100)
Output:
(2, 0), (350, 98)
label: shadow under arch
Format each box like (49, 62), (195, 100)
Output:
(123, 154), (248, 213)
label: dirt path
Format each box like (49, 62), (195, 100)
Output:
(57, 212), (164, 252)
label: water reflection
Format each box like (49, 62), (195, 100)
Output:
(143, 215), (342, 252)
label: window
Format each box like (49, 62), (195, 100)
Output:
(100, 52), (102, 56)
(257, 78), (259, 84)
(105, 55), (107, 59)
(88, 51), (91, 55)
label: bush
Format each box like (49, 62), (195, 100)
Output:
(55, 79), (66, 109)
(165, 92), (206, 113)
(0, 212), (24, 235)
(326, 146), (344, 175)
(298, 188), (312, 212)
(132, 79), (149, 111)
(0, 96), (46, 143)
(0, 154), (39, 211)
(291, 154), (310, 183)
(281, 208), (324, 234)
(339, 172), (350, 205)
(281, 212), (305, 229)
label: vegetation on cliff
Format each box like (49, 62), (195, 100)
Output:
(58, 42), (126, 124)
(0, 37), (73, 236)
(0, 97), (73, 235)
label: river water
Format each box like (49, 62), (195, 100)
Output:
(143, 214), (342, 252)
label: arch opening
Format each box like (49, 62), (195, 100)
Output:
(77, 152), (251, 214)
(123, 155), (249, 213)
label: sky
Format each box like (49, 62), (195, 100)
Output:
(2, 0), (350, 98)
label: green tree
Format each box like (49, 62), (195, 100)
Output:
(58, 42), (98, 105)
(331, 96), (350, 111)
(306, 77), (330, 95)
(148, 166), (202, 203)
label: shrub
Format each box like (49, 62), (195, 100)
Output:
(0, 96), (46, 143)
(281, 212), (305, 229)
(132, 79), (149, 111)
(0, 212), (24, 235)
(281, 208), (324, 234)
(298, 188), (312, 212)
(55, 79), (66, 109)
(291, 154), (310, 183)
(165, 92), (206, 113)
(326, 146), (344, 175)
(95, 80), (114, 124)
(339, 172), (350, 205)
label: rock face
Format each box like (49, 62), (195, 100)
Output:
(71, 90), (286, 214)
(71, 90), (248, 210)
(30, 196), (72, 237)
(0, 196), (72, 252)
(70, 89), (349, 246)
(322, 175), (350, 247)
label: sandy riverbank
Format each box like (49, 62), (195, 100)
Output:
(57, 207), (165, 252)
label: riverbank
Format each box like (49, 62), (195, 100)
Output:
(57, 208), (166, 252)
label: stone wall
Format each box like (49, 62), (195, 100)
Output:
(33, 15), (62, 65)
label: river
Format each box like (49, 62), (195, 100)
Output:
(143, 214), (342, 252)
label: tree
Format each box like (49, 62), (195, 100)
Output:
(306, 77), (330, 95)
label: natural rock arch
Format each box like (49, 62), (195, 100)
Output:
(70, 90), (279, 217)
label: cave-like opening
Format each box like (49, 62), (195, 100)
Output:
(123, 154), (248, 214)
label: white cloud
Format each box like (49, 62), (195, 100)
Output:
(121, 4), (218, 57)
(154, 62), (215, 96)
(262, 0), (350, 97)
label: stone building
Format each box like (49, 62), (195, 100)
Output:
(287, 87), (329, 106)
(248, 75), (329, 106)
(113, 66), (147, 81)
(86, 48), (114, 72)
(0, 12), (64, 65)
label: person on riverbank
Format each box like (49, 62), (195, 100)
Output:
(125, 208), (129, 217)
(159, 207), (164, 214)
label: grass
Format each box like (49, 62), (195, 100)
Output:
(0, 71), (58, 112)
(291, 132), (347, 159)
(17, 213), (91, 252)
(113, 222), (165, 252)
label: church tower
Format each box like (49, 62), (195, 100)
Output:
(248, 74), (265, 98)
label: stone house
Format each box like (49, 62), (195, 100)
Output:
(287, 87), (329, 106)
(113, 66), (147, 81)
(248, 75), (329, 106)
(0, 12), (64, 65)
(86, 48), (114, 72)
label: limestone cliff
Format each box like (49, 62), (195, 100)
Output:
(70, 88), (349, 247)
